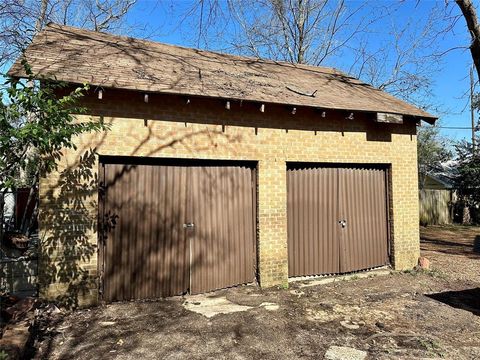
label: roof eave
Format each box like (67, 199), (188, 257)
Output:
(5, 68), (439, 122)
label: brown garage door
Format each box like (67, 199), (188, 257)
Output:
(287, 164), (389, 277)
(99, 158), (256, 302)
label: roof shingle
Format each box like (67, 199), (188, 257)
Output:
(8, 24), (436, 122)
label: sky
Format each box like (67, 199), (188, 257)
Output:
(119, 0), (477, 143)
(0, 0), (476, 143)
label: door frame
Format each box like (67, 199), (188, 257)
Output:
(97, 155), (259, 301)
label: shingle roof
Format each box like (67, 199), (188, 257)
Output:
(8, 24), (436, 122)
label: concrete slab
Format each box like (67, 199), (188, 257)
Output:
(324, 346), (367, 360)
(183, 294), (279, 318)
(292, 268), (391, 288)
(99, 321), (116, 326)
(260, 302), (279, 311)
(340, 320), (361, 330)
(183, 295), (253, 318)
(289, 289), (305, 297)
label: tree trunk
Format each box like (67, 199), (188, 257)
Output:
(456, 0), (480, 80)
(35, 0), (49, 32)
(19, 171), (39, 235)
(296, 0), (306, 64)
(462, 204), (471, 224)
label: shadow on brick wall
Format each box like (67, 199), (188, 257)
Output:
(40, 149), (98, 308)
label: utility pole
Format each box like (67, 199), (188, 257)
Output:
(470, 65), (477, 154)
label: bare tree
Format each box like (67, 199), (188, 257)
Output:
(233, 0), (374, 65)
(456, 0), (480, 80)
(0, 0), (137, 70)
(347, 4), (449, 106)
(177, 0), (447, 108)
(183, 0), (383, 65)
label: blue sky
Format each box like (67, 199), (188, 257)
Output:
(1, 1), (475, 142)
(122, 0), (477, 142)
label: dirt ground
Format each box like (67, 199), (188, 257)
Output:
(32, 225), (480, 360)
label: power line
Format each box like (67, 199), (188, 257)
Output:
(436, 126), (478, 129)
(430, 126), (479, 130)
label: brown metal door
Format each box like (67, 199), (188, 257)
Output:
(287, 164), (389, 277)
(190, 165), (256, 294)
(101, 163), (189, 301)
(287, 166), (340, 277)
(100, 160), (256, 301)
(338, 167), (389, 272)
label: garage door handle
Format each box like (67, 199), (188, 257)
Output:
(183, 222), (195, 229)
(338, 220), (347, 228)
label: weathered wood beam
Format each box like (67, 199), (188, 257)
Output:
(376, 112), (404, 124)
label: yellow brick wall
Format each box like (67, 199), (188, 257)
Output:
(39, 89), (420, 306)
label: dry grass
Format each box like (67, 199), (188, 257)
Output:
(421, 225), (480, 282)
(30, 225), (480, 359)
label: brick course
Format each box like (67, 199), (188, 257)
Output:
(39, 89), (420, 306)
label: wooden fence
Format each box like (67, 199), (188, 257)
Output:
(419, 189), (455, 225)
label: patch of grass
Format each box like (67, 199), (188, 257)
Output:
(401, 267), (447, 280)
(0, 350), (9, 360)
(425, 268), (448, 279)
(418, 338), (445, 358)
(279, 283), (289, 290)
(402, 269), (419, 276)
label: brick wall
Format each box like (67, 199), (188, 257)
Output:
(39, 89), (420, 306)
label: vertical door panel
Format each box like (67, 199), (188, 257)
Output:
(102, 164), (189, 301)
(339, 167), (389, 272)
(287, 167), (340, 276)
(190, 165), (256, 294)
(287, 164), (389, 278)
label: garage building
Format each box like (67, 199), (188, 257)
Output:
(8, 24), (436, 305)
